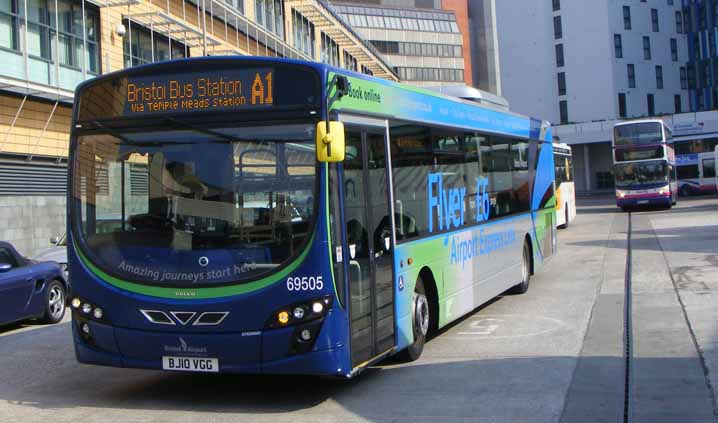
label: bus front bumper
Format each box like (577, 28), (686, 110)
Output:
(72, 312), (349, 377)
(616, 195), (671, 207)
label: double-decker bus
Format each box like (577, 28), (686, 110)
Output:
(676, 152), (717, 196)
(67, 57), (556, 377)
(553, 143), (576, 228)
(612, 119), (678, 210)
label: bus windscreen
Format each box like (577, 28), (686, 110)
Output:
(614, 160), (669, 187)
(72, 123), (317, 287)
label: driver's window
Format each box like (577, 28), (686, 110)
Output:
(0, 248), (18, 268)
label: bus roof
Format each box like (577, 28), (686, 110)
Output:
(74, 56), (552, 142)
(613, 118), (671, 130)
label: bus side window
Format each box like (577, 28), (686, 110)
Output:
(389, 124), (431, 240)
(464, 133), (486, 224)
(485, 136), (514, 218)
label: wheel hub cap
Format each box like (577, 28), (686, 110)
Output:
(48, 286), (64, 319)
(414, 293), (429, 336)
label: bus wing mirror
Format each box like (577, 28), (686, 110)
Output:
(316, 121), (346, 163)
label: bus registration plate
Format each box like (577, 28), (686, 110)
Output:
(162, 356), (219, 373)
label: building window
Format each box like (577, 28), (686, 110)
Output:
(643, 36), (651, 60)
(675, 95), (682, 113)
(553, 16), (562, 39)
(339, 9), (459, 33)
(370, 41), (463, 58)
(680, 66), (688, 89)
(396, 67), (463, 82)
(699, 3), (707, 30)
(123, 20), (188, 68)
(668, 0), (673, 5)
(255, 0), (284, 38)
(627, 64), (636, 88)
(552, 0), (560, 12)
(320, 32), (339, 66)
(224, 0), (244, 14)
(559, 100), (568, 124)
(614, 34), (623, 58)
(647, 94), (655, 116)
(292, 9), (315, 58)
(343, 50), (357, 72)
(671, 38), (678, 61)
(656, 65), (663, 89)
(618, 93), (627, 118)
(557, 72), (566, 96)
(18, 0), (103, 74)
(623, 6), (631, 30)
(555, 43), (564, 67)
(651, 9), (659, 32)
(676, 11), (683, 33)
(0, 0), (19, 51)
(687, 64), (695, 88)
(361, 64), (373, 76)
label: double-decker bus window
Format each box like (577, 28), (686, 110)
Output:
(704, 158), (716, 178)
(614, 161), (669, 187)
(613, 122), (663, 146)
(677, 164), (699, 179)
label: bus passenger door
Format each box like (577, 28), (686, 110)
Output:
(343, 128), (396, 368)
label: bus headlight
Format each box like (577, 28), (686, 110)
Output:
(266, 296), (332, 329)
(658, 186), (669, 195)
(616, 190), (626, 198)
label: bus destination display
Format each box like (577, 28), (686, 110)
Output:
(124, 68), (273, 115)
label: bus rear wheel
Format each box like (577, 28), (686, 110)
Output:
(396, 277), (429, 362)
(508, 241), (531, 295)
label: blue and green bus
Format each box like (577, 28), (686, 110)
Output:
(68, 57), (556, 376)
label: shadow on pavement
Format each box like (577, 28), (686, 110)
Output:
(0, 321), (715, 422)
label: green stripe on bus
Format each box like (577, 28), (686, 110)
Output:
(76, 234), (315, 300)
(324, 163), (343, 308)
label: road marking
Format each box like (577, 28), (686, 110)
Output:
(447, 314), (566, 340)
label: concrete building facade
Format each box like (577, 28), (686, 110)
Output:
(493, 0), (689, 125)
(0, 0), (395, 256)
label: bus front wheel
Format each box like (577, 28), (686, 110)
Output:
(396, 277), (429, 362)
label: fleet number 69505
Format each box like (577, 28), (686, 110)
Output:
(286, 276), (323, 291)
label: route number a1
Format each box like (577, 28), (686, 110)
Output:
(287, 276), (323, 291)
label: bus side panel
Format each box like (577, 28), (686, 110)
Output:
(393, 215), (534, 351)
